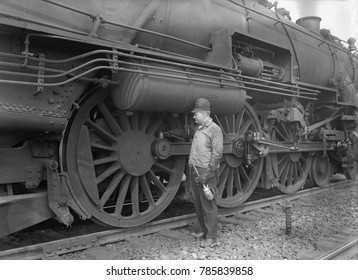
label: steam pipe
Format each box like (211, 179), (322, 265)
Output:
(0, 49), (319, 96)
(0, 66), (317, 101)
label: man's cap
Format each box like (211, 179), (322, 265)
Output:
(191, 98), (210, 113)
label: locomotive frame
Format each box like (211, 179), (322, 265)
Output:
(0, 0), (357, 238)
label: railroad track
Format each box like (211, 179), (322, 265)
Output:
(0, 179), (356, 260)
(316, 238), (358, 260)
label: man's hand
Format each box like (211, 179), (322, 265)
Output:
(195, 170), (209, 184)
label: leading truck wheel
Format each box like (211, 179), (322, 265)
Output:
(309, 153), (332, 187)
(215, 103), (264, 208)
(61, 88), (185, 227)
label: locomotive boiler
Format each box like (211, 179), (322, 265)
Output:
(0, 0), (357, 238)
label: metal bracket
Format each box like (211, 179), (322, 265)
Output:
(46, 160), (91, 226)
(31, 140), (55, 158)
(89, 15), (103, 38)
(25, 166), (43, 189)
(111, 49), (119, 73)
(323, 129), (327, 157)
(34, 53), (45, 96)
(43, 236), (98, 258)
(46, 160), (74, 226)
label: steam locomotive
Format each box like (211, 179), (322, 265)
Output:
(0, 0), (357, 238)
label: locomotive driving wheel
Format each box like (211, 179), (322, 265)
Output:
(61, 88), (185, 227)
(309, 153), (332, 187)
(268, 121), (312, 194)
(215, 103), (264, 208)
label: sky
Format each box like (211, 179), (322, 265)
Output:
(276, 0), (358, 45)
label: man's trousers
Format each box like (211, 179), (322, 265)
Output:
(189, 165), (218, 239)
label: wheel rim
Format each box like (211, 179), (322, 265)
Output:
(214, 103), (264, 207)
(61, 89), (185, 227)
(309, 154), (331, 187)
(269, 121), (311, 193)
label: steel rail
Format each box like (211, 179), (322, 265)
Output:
(0, 179), (355, 260)
(315, 238), (358, 260)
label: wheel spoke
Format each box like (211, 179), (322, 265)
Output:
(96, 163), (121, 184)
(139, 113), (151, 132)
(114, 175), (131, 216)
(273, 126), (286, 141)
(154, 161), (175, 175)
(279, 123), (289, 140)
(98, 102), (123, 136)
(225, 116), (232, 133)
(239, 119), (253, 136)
(118, 111), (132, 132)
(297, 158), (304, 173)
(278, 157), (289, 177)
(227, 168), (234, 197)
(271, 154), (279, 177)
(130, 177), (140, 215)
(130, 112), (139, 131)
(78, 126), (100, 205)
(147, 115), (166, 135)
(90, 143), (116, 152)
(287, 162), (293, 186)
(93, 155), (118, 166)
(85, 119), (117, 143)
(280, 161), (290, 185)
(139, 175), (155, 207)
(238, 165), (250, 184)
(293, 162), (299, 181)
(277, 154), (288, 167)
(234, 110), (244, 133)
(218, 165), (229, 197)
(214, 116), (227, 135)
(100, 170), (126, 207)
(231, 114), (236, 133)
(233, 168), (243, 193)
(147, 170), (167, 193)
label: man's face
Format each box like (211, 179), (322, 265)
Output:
(193, 111), (206, 125)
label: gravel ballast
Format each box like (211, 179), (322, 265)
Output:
(61, 184), (358, 260)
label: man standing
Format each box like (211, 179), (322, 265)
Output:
(188, 98), (223, 248)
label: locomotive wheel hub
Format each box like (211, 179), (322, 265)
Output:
(288, 152), (301, 162)
(318, 161), (328, 174)
(119, 131), (156, 176)
(152, 139), (171, 160)
(224, 154), (242, 168)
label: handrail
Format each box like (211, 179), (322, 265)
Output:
(40, 0), (211, 51)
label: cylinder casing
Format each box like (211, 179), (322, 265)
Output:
(111, 63), (246, 115)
